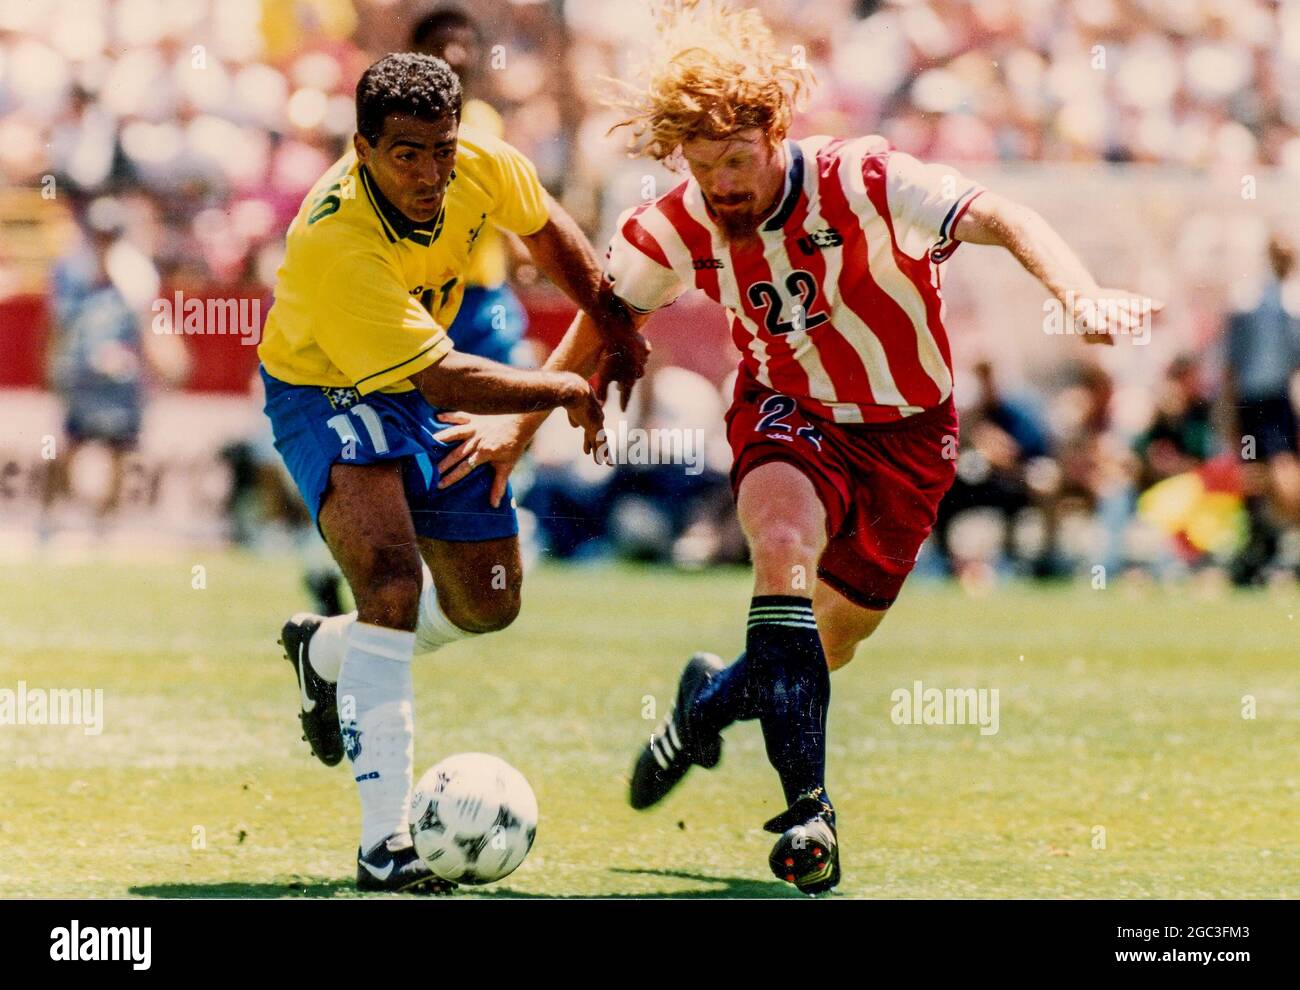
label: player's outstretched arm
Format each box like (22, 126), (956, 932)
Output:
(409, 351), (606, 456)
(519, 195), (650, 394)
(432, 303), (653, 504)
(952, 190), (1163, 344)
(434, 289), (655, 501)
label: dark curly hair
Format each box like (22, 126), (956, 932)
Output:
(355, 52), (462, 146)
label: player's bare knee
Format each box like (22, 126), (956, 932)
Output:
(751, 521), (821, 585)
(440, 588), (521, 634)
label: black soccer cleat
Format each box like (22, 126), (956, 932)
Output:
(764, 789), (840, 895)
(629, 652), (726, 810)
(356, 833), (456, 894)
(278, 613), (343, 767)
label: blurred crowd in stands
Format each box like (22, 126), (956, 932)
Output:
(6, 0), (1300, 286)
(4, 0), (1300, 590)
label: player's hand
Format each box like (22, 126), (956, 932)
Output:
(594, 333), (651, 409)
(1070, 287), (1164, 346)
(605, 333), (651, 406)
(561, 377), (611, 464)
(591, 285), (651, 409)
(434, 412), (528, 508)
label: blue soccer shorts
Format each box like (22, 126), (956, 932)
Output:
(259, 366), (517, 542)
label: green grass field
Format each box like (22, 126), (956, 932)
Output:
(1, 553), (1296, 898)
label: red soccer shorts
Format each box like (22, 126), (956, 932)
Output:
(726, 381), (959, 610)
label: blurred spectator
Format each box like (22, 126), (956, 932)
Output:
(933, 360), (1052, 577)
(40, 195), (188, 533)
(1133, 354), (1217, 492)
(409, 4), (537, 369)
(1225, 233), (1300, 462)
(1223, 230), (1300, 583)
(1047, 364), (1134, 576)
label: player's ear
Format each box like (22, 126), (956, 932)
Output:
(353, 132), (371, 164)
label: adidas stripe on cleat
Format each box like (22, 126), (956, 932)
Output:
(629, 652), (725, 810)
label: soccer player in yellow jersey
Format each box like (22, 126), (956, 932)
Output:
(258, 53), (645, 892)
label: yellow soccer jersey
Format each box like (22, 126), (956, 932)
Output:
(258, 125), (549, 395)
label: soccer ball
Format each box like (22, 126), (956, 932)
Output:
(408, 752), (538, 885)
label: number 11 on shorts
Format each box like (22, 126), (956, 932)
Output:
(327, 403), (390, 455)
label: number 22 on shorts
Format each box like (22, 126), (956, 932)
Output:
(756, 394), (823, 450)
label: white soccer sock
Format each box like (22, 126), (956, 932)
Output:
(308, 564), (475, 680)
(307, 611), (355, 683)
(415, 576), (478, 655)
(338, 621), (416, 853)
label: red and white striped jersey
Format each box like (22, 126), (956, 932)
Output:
(603, 135), (984, 424)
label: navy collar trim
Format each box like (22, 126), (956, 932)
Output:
(762, 141), (804, 233)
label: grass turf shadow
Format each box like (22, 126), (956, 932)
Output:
(130, 868), (809, 899)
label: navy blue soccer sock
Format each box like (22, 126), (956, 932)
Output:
(745, 595), (832, 809)
(693, 651), (760, 736)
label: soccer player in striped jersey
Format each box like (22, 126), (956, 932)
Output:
(439, 1), (1157, 892)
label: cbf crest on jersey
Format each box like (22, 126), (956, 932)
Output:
(322, 386), (361, 410)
